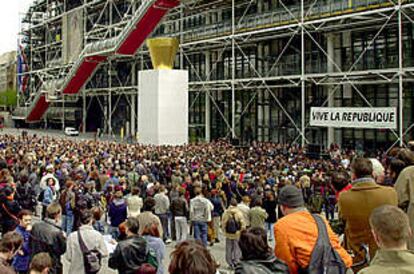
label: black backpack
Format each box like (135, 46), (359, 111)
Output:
(37, 189), (45, 202)
(226, 212), (241, 234)
(301, 214), (347, 274)
(78, 230), (102, 274)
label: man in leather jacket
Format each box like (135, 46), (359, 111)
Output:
(109, 217), (149, 274)
(31, 202), (66, 274)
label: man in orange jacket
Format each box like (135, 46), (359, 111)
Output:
(274, 185), (352, 273)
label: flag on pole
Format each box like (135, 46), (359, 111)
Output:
(17, 45), (29, 94)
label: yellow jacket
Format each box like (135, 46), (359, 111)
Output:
(221, 206), (246, 240)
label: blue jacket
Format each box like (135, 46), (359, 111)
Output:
(143, 235), (165, 274)
(42, 186), (54, 206)
(210, 196), (224, 217)
(12, 225), (31, 271)
(108, 199), (127, 227)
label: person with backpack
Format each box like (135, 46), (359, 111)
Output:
(109, 217), (158, 274)
(274, 185), (352, 274)
(141, 222), (166, 274)
(221, 198), (246, 269)
(64, 209), (108, 274)
(15, 171), (37, 212)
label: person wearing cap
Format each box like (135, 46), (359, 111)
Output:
(274, 185), (352, 274)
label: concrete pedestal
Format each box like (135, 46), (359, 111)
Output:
(138, 70), (188, 145)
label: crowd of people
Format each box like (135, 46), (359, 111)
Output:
(0, 132), (413, 274)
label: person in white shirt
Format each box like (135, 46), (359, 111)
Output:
(190, 187), (213, 246)
(64, 209), (108, 274)
(127, 187), (143, 218)
(237, 195), (251, 228)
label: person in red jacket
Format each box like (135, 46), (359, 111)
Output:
(330, 171), (352, 200)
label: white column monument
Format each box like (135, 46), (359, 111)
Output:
(138, 38), (188, 145)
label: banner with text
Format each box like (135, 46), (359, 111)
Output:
(310, 107), (397, 129)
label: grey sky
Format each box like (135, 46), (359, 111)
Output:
(0, 0), (33, 55)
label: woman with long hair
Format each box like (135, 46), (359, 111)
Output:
(236, 227), (288, 274)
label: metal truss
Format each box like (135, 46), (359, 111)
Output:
(18, 0), (414, 149)
(175, 0), (414, 149)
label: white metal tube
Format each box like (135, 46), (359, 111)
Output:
(301, 0), (305, 148)
(398, 0), (404, 146)
(231, 0), (236, 139)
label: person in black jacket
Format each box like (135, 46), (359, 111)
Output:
(31, 202), (66, 274)
(236, 227), (289, 274)
(109, 217), (149, 274)
(263, 191), (277, 242)
(171, 187), (189, 243)
(0, 186), (21, 233)
(15, 171), (37, 212)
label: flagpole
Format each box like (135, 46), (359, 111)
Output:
(16, 38), (20, 108)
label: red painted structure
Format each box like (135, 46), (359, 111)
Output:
(26, 0), (179, 122)
(63, 55), (107, 95)
(26, 95), (49, 122)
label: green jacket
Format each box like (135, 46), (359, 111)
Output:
(358, 250), (414, 274)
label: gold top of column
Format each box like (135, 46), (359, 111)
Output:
(147, 37), (179, 70)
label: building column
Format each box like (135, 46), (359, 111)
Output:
(82, 90), (86, 133)
(131, 94), (136, 137)
(258, 43), (264, 75)
(263, 44), (270, 74)
(257, 0), (264, 13)
(131, 61), (137, 138)
(257, 43), (264, 141)
(327, 34), (335, 147)
(205, 52), (212, 142)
